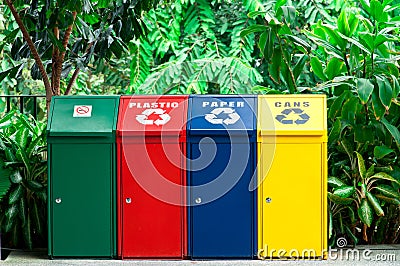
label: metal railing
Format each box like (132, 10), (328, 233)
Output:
(0, 95), (46, 119)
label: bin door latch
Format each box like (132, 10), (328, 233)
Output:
(55, 198), (62, 204)
(266, 197), (272, 203)
(126, 198), (132, 204)
(195, 197), (202, 204)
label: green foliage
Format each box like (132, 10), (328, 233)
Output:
(0, 111), (47, 249)
(127, 0), (263, 94)
(295, 0), (336, 24)
(308, 0), (400, 244)
(242, 1), (313, 93)
(0, 0), (159, 97)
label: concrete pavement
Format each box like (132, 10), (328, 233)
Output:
(1, 245), (399, 265)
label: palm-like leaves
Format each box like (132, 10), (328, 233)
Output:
(0, 111), (47, 249)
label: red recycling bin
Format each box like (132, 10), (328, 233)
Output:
(117, 95), (188, 259)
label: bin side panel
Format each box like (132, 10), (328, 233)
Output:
(190, 142), (254, 258)
(260, 143), (323, 258)
(51, 143), (114, 257)
(121, 141), (184, 258)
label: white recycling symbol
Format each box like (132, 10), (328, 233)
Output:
(204, 108), (240, 125)
(136, 108), (171, 126)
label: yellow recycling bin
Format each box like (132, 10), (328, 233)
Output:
(257, 95), (327, 260)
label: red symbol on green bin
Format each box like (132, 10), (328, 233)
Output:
(76, 106), (90, 114)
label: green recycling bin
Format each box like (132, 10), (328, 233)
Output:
(47, 96), (119, 258)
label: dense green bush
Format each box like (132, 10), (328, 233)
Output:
(0, 111), (47, 249)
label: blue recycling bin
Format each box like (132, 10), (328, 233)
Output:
(187, 95), (257, 259)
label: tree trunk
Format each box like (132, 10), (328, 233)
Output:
(65, 68), (80, 95)
(54, 12), (77, 95)
(6, 1), (77, 112)
(5, 0), (53, 111)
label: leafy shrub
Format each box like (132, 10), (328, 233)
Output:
(0, 111), (47, 249)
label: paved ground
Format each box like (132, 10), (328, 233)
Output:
(1, 245), (399, 265)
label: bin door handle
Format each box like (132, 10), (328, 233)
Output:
(195, 197), (202, 204)
(55, 198), (62, 204)
(126, 198), (132, 204)
(266, 197), (272, 203)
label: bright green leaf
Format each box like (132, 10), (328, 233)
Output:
(370, 0), (387, 22)
(310, 57), (327, 81)
(338, 9), (350, 36)
(358, 198), (374, 227)
(328, 176), (346, 188)
(376, 194), (400, 205)
(347, 12), (359, 37)
(9, 185), (23, 205)
(358, 33), (374, 52)
(360, 0), (371, 12)
(0, 64), (24, 83)
(366, 165), (375, 178)
(374, 34), (390, 48)
(374, 146), (394, 159)
(269, 48), (281, 83)
(285, 34), (311, 52)
(5, 204), (18, 232)
(328, 192), (354, 205)
(381, 118), (400, 147)
(344, 225), (359, 245)
(377, 78), (393, 110)
(240, 25), (267, 38)
(372, 88), (386, 120)
(341, 96), (360, 125)
(357, 78), (374, 104)
(16, 148), (32, 174)
(370, 172), (400, 185)
(374, 184), (400, 199)
(325, 58), (345, 80)
(15, 128), (30, 150)
(334, 185), (356, 198)
(322, 25), (347, 50)
(366, 191), (384, 216)
(328, 91), (352, 119)
(292, 55), (308, 81)
(355, 151), (367, 179)
(280, 6), (296, 25)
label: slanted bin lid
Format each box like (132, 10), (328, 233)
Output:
(117, 95), (188, 137)
(47, 96), (119, 137)
(188, 95), (257, 135)
(258, 95), (327, 136)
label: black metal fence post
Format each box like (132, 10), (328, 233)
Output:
(0, 95), (46, 120)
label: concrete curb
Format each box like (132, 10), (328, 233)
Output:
(1, 246), (400, 265)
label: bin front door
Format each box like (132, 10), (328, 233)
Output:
(51, 143), (114, 257)
(121, 141), (184, 258)
(190, 141), (254, 258)
(260, 143), (323, 258)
